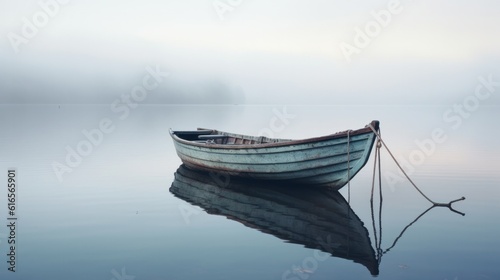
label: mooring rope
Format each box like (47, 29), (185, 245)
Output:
(376, 133), (383, 257)
(368, 123), (465, 207)
(370, 140), (380, 258)
(346, 130), (352, 204)
(368, 123), (466, 264)
(368, 124), (435, 204)
(370, 132), (384, 261)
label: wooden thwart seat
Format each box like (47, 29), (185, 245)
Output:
(198, 134), (230, 140)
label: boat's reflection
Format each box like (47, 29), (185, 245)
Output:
(170, 164), (379, 276)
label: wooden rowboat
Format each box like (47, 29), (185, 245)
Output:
(170, 120), (379, 190)
(170, 164), (379, 276)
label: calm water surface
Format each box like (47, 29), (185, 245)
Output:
(0, 105), (499, 280)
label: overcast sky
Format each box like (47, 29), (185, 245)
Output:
(1, 0), (499, 105)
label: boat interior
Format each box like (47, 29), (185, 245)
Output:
(172, 129), (292, 145)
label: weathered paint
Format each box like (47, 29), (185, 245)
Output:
(170, 120), (379, 190)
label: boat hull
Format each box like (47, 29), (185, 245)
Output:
(170, 121), (379, 190)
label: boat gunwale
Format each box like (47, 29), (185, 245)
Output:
(170, 120), (379, 150)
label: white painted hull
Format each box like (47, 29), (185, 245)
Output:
(170, 121), (379, 190)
